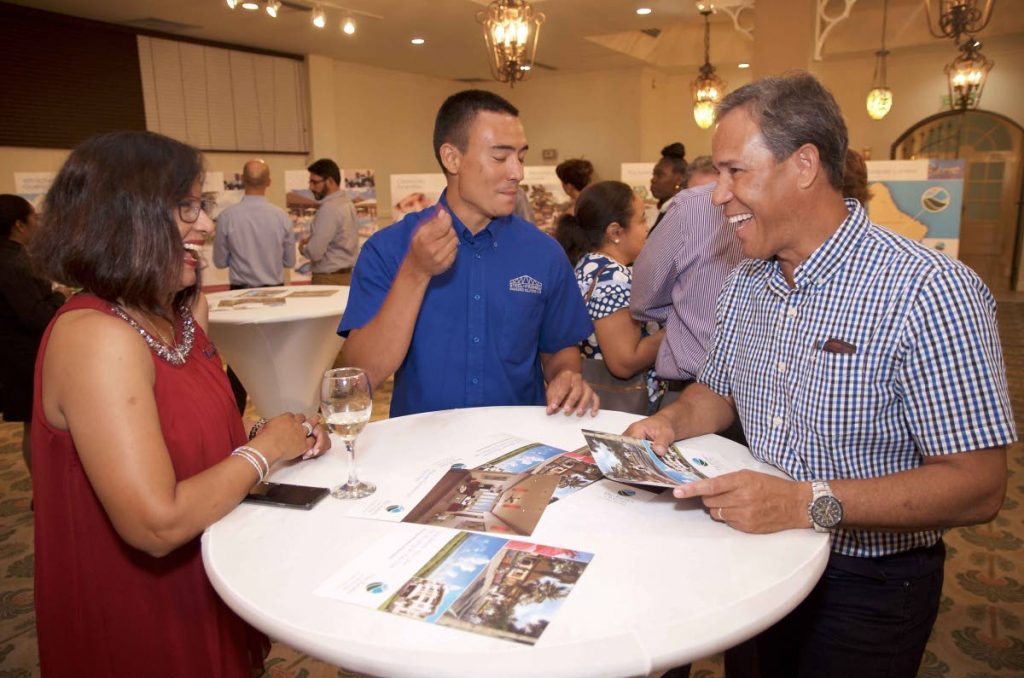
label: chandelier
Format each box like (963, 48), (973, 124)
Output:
(477, 0), (546, 87)
(945, 37), (993, 110)
(924, 0), (995, 43)
(866, 0), (892, 120)
(692, 6), (726, 130)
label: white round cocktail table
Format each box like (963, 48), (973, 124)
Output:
(203, 406), (829, 677)
(205, 285), (348, 417)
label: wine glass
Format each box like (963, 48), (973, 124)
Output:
(321, 367), (376, 499)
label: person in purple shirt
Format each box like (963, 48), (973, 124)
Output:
(630, 156), (743, 408)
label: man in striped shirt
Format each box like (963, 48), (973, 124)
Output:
(626, 72), (1016, 677)
(630, 157), (742, 408)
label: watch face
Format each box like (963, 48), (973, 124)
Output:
(812, 496), (843, 529)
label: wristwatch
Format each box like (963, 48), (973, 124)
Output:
(808, 480), (843, 533)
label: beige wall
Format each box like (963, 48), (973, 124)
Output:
(0, 146), (308, 207)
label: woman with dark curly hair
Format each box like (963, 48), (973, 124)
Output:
(555, 158), (595, 215)
(29, 131), (331, 677)
(650, 142), (688, 230)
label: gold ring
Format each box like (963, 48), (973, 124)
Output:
(716, 507), (724, 521)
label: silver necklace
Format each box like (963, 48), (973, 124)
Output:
(110, 304), (196, 366)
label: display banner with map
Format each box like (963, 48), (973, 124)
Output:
(521, 166), (570, 233)
(865, 160), (964, 259)
(620, 163), (660, 228)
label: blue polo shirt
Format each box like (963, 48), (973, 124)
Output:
(339, 193), (592, 417)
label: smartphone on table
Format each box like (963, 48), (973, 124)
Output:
(243, 482), (329, 510)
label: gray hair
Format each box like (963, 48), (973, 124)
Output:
(715, 71), (847, 190)
(685, 156), (716, 184)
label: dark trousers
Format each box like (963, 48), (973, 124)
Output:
(757, 540), (946, 678)
(226, 282), (282, 414)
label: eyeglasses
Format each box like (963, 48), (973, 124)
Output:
(177, 198), (217, 224)
(308, 177), (326, 187)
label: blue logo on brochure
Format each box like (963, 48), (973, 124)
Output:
(366, 582), (388, 594)
(618, 489), (636, 497)
(386, 504), (404, 514)
(691, 457), (709, 467)
(450, 463), (466, 469)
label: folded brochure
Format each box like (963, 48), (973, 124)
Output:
(581, 429), (757, 488)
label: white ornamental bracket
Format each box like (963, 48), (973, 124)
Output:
(815, 0), (858, 60)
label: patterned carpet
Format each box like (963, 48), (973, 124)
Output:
(0, 305), (1022, 677)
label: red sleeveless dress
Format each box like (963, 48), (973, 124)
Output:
(32, 294), (269, 677)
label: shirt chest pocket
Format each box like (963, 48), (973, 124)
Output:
(796, 350), (893, 438)
(499, 294), (544, 365)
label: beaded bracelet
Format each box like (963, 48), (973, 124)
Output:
(231, 448), (266, 483)
(248, 418), (268, 441)
(235, 445), (270, 477)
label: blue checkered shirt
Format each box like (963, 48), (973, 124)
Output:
(701, 200), (1017, 558)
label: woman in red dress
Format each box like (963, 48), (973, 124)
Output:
(29, 131), (331, 677)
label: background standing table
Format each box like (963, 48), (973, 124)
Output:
(203, 406), (829, 677)
(205, 285), (348, 417)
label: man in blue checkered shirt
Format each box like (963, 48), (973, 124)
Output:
(626, 73), (1016, 678)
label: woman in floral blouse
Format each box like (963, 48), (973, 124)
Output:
(555, 181), (665, 411)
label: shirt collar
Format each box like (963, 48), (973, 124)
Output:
(438, 190), (507, 244)
(762, 198), (869, 294)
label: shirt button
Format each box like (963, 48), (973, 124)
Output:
(777, 361), (787, 373)
(473, 336), (480, 343)
(474, 294), (481, 301)
(787, 307), (798, 318)
(772, 415), (784, 428)
(475, 253), (482, 259)
(471, 377), (479, 384)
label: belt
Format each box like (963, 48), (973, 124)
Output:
(663, 379), (695, 392)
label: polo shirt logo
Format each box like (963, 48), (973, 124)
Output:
(509, 275), (542, 294)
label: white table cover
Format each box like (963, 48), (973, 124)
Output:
(205, 285), (348, 417)
(203, 406), (829, 678)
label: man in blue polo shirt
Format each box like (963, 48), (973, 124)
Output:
(338, 90), (599, 418)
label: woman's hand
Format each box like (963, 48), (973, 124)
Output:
(252, 413), (331, 466)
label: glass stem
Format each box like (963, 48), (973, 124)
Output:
(345, 439), (359, 487)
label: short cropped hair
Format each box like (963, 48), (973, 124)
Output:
(433, 90), (519, 173)
(685, 156), (716, 185)
(555, 159), (594, 192)
(307, 158), (340, 186)
(30, 130), (204, 317)
(716, 72), (848, 190)
(0, 194), (33, 239)
(242, 160), (271, 188)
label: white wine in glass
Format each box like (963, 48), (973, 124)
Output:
(321, 367), (376, 499)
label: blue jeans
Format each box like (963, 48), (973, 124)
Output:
(757, 540), (945, 678)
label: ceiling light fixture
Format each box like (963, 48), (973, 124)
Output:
(411, 37), (425, 45)
(636, 8), (653, 15)
(226, 0), (238, 8)
(342, 16), (356, 34)
(478, 0), (546, 88)
(241, 0), (260, 9)
(925, 0), (995, 43)
(738, 63), (750, 69)
(866, 0), (893, 120)
(312, 5), (326, 28)
(266, 0), (281, 18)
(692, 6), (726, 129)
(946, 37), (993, 110)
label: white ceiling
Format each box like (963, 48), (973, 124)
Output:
(7, 0), (1023, 82)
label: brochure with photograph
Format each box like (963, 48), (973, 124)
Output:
(315, 527), (594, 646)
(473, 441), (603, 502)
(287, 289), (339, 298)
(402, 469), (559, 536)
(239, 289), (289, 298)
(581, 430), (760, 488)
(215, 297), (286, 309)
